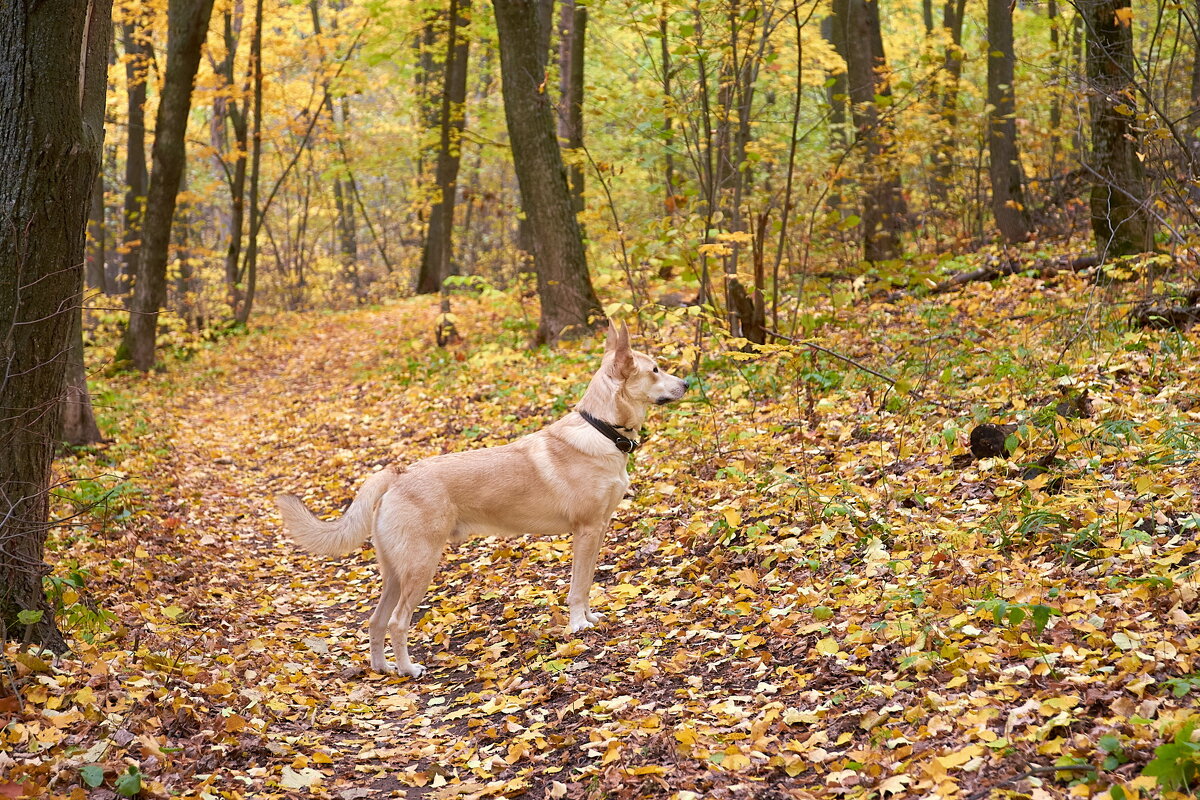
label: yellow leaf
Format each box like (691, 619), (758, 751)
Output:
(280, 766), (322, 789)
(627, 765), (666, 775)
(815, 637), (840, 656)
(935, 744), (984, 770)
(878, 774), (912, 795)
(723, 507), (742, 528)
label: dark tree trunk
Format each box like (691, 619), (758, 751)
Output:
(120, 15), (152, 297)
(837, 0), (907, 262)
(822, 14), (852, 214)
(174, 165), (201, 329)
(660, 3), (677, 214)
(334, 99), (360, 299)
(986, 0), (1031, 242)
(87, 171), (109, 293)
(1083, 0), (1154, 257)
(310, 3), (360, 300)
(59, 302), (104, 448)
(1048, 0), (1064, 166)
(558, 0), (586, 215)
(493, 0), (603, 343)
(1186, 0), (1200, 185)
(214, 7), (249, 318)
(234, 0), (263, 326)
(415, 9), (443, 181)
(417, 0), (472, 295)
(1, 0), (113, 651)
(931, 0), (967, 201)
(120, 0), (215, 369)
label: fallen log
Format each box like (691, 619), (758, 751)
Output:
(882, 254), (1100, 302)
(1127, 288), (1200, 330)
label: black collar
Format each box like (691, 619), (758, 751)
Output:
(578, 410), (640, 453)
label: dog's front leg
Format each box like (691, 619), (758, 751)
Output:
(567, 525), (606, 632)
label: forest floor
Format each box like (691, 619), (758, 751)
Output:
(3, 267), (1200, 799)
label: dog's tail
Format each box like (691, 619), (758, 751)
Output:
(276, 467), (400, 557)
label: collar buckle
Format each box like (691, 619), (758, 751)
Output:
(578, 410), (641, 454)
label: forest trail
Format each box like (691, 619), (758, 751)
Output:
(126, 300), (741, 798)
(9, 282), (1200, 799)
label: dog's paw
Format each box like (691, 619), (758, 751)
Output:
(371, 659), (395, 675)
(569, 618), (595, 633)
(585, 610), (605, 625)
(399, 662), (426, 679)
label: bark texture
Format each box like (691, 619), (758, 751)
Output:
(493, 0), (603, 343)
(214, 7), (250, 317)
(986, 0), (1031, 242)
(558, 0), (586, 215)
(931, 0), (967, 199)
(1083, 0), (1154, 257)
(1, 0), (113, 651)
(834, 0), (907, 262)
(120, 15), (152, 296)
(120, 0), (215, 369)
(416, 0), (472, 295)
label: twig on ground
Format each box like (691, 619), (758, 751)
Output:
(964, 763), (1097, 800)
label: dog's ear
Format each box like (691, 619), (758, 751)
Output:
(606, 320), (633, 377)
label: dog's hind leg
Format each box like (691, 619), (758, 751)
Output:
(385, 538), (445, 678)
(368, 561), (403, 673)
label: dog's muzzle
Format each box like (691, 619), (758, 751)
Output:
(656, 380), (688, 405)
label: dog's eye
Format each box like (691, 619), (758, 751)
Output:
(652, 367), (659, 373)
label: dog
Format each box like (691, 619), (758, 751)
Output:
(276, 321), (687, 677)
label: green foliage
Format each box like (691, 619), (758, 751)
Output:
(16, 609), (43, 626)
(80, 764), (105, 788)
(1142, 718), (1200, 792)
(976, 598), (1059, 637)
(44, 568), (116, 643)
(114, 765), (144, 797)
(53, 478), (140, 527)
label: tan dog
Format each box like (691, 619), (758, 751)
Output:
(276, 322), (687, 677)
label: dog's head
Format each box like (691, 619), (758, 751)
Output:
(605, 321), (687, 406)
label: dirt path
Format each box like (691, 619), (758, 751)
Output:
(143, 304), (721, 798)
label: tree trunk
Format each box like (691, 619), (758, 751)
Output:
(215, 7), (249, 318)
(416, 0), (472, 295)
(931, 0), (967, 201)
(86, 171), (109, 293)
(310, 2), (360, 301)
(234, 0), (263, 326)
(1, 0), (113, 651)
(1187, 0), (1200, 187)
(415, 9), (443, 182)
(334, 99), (360, 299)
(558, 0), (586, 215)
(837, 0), (907, 262)
(120, 15), (152, 297)
(1048, 0), (1064, 167)
(59, 302), (104, 448)
(660, 3), (677, 214)
(120, 0), (215, 369)
(986, 0), (1031, 242)
(1083, 0), (1154, 258)
(493, 0), (603, 343)
(822, 14), (852, 214)
(175, 165), (201, 329)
